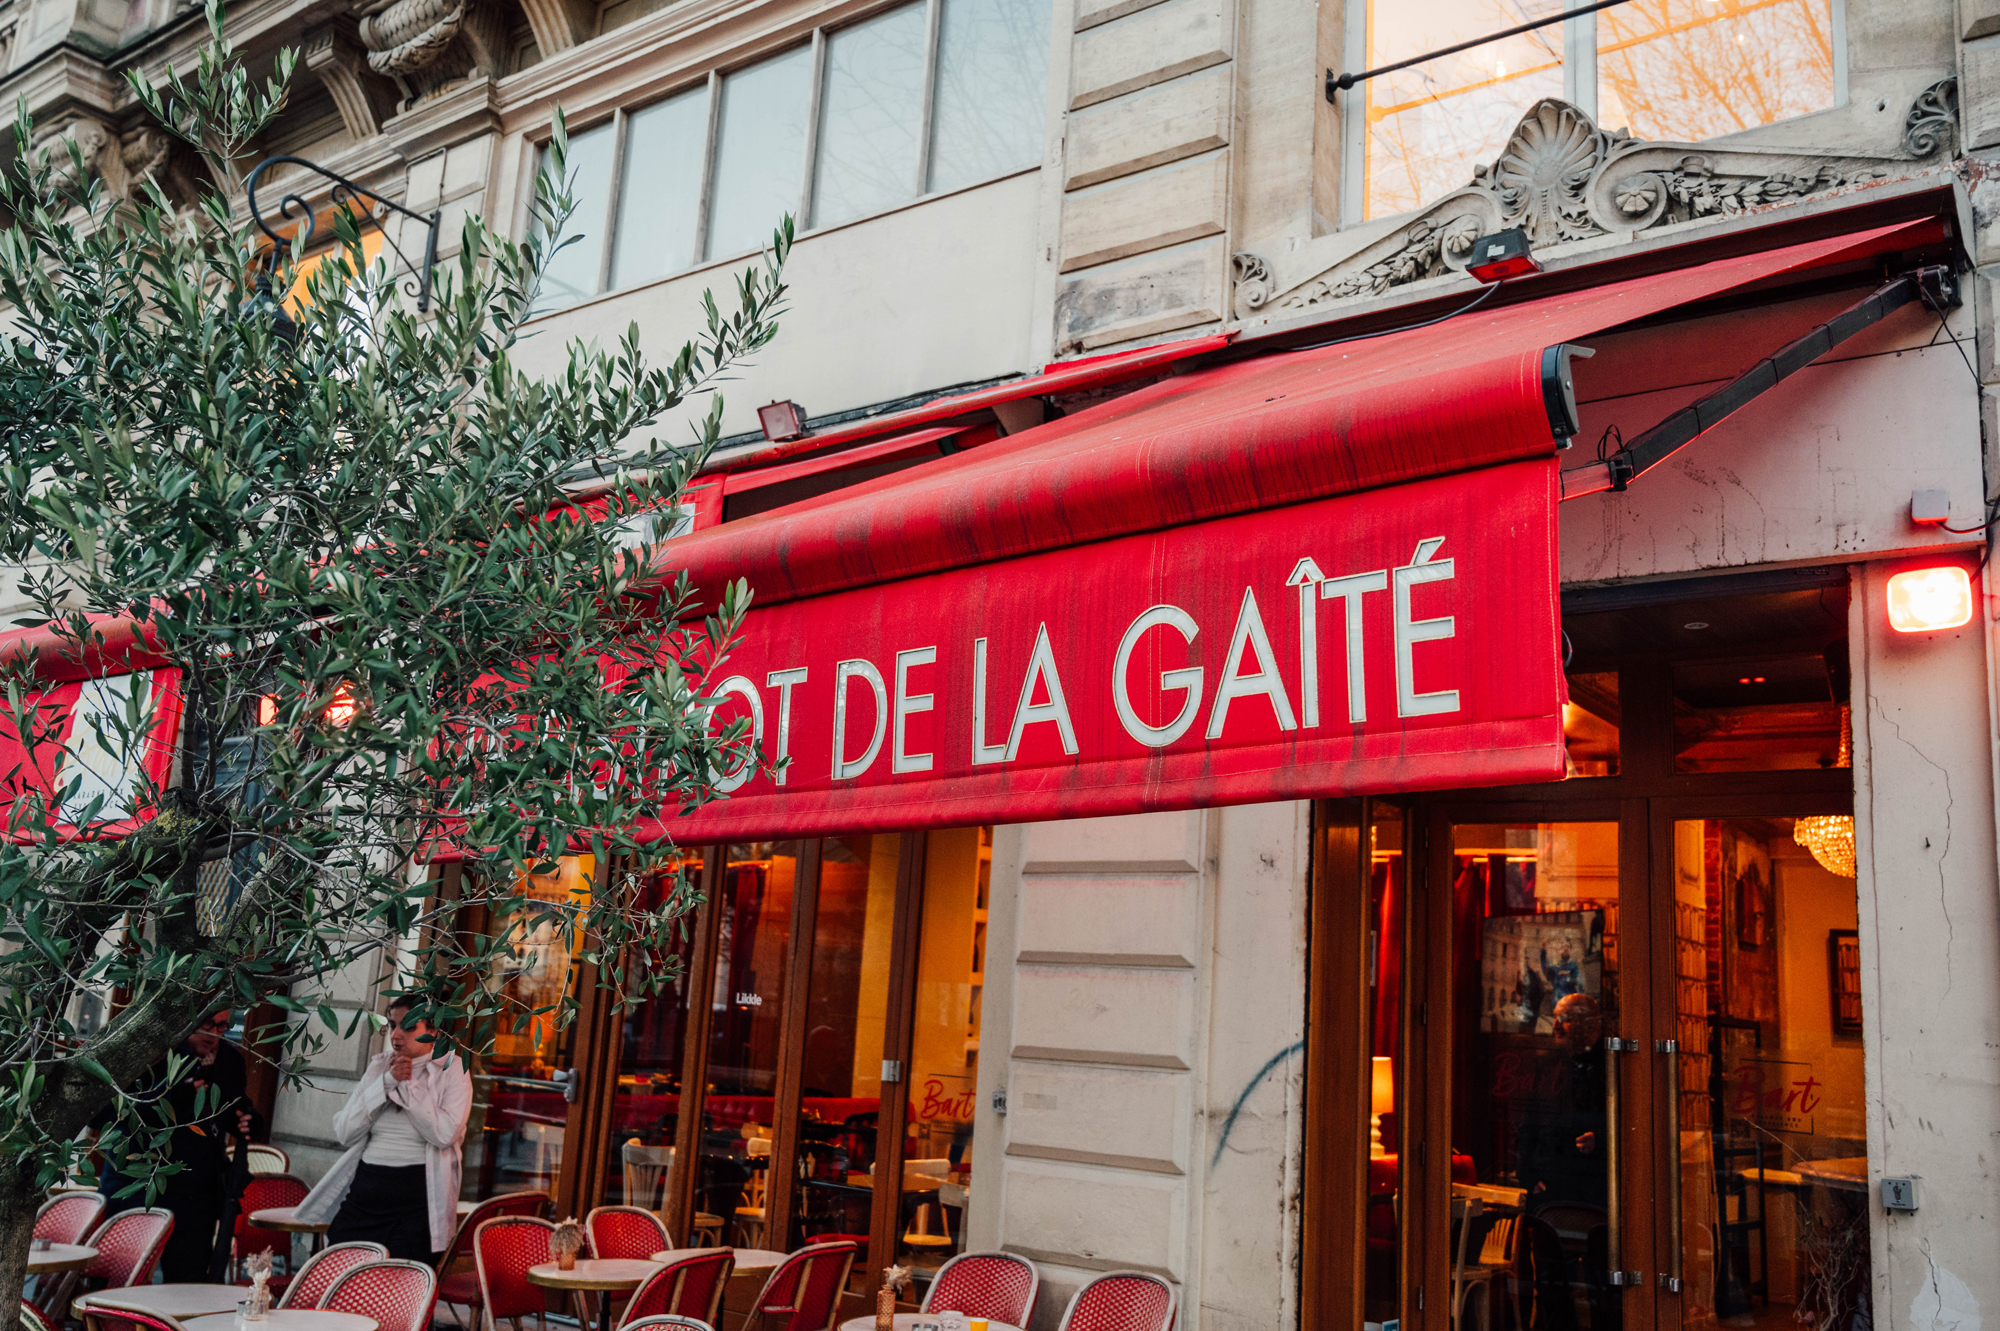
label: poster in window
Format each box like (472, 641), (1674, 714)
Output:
(1480, 909), (1604, 1035)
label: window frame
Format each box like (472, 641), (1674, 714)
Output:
(526, 0), (1041, 315)
(1335, 0), (1850, 230)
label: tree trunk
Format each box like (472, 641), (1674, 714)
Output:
(0, 1160), (45, 1331)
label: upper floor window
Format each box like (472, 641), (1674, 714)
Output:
(534, 0), (1049, 312)
(1354, 0), (1839, 222)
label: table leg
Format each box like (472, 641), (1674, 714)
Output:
(598, 1291), (616, 1331)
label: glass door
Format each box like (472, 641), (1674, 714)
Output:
(1662, 814), (1870, 1331)
(1428, 812), (1642, 1331)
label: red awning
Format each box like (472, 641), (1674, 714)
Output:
(640, 219), (1940, 842)
(0, 667), (184, 841)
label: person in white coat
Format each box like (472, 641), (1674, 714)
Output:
(295, 996), (474, 1262)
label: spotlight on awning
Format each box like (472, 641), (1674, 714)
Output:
(758, 400), (810, 442)
(1466, 228), (1542, 284)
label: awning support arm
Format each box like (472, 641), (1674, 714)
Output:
(1558, 264), (1960, 501)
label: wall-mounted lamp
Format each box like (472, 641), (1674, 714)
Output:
(322, 683), (360, 727)
(1466, 228), (1541, 284)
(1886, 565), (1973, 633)
(1369, 1056), (1395, 1158)
(758, 400), (810, 442)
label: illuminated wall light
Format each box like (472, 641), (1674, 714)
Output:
(256, 695), (278, 726)
(322, 683), (359, 727)
(1885, 566), (1974, 633)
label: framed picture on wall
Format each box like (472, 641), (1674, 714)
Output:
(1830, 929), (1862, 1035)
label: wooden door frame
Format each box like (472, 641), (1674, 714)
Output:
(664, 845), (727, 1244)
(1300, 799), (1369, 1331)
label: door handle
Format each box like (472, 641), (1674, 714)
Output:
(1657, 1038), (1684, 1293)
(1603, 1037), (1641, 1288)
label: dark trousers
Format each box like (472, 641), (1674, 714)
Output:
(160, 1171), (226, 1283)
(328, 1162), (436, 1264)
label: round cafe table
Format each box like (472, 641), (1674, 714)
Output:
(528, 1259), (659, 1331)
(184, 1312), (377, 1331)
(838, 1317), (1023, 1331)
(26, 1243), (94, 1274)
(250, 1205), (330, 1256)
(75, 1286), (246, 1321)
(649, 1247), (786, 1275)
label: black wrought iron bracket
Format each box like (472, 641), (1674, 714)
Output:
(1559, 264), (1961, 500)
(1326, 0), (1637, 99)
(246, 154), (443, 313)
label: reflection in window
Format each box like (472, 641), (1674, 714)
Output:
(813, 5), (929, 228)
(1598, 0), (1835, 143)
(1361, 0), (1565, 220)
(928, 0), (1050, 193)
(603, 855), (703, 1211)
(611, 87), (710, 288)
(1364, 805), (1405, 1325)
(1673, 653), (1845, 773)
(1564, 671), (1619, 778)
(706, 47), (815, 262)
(535, 120), (616, 311)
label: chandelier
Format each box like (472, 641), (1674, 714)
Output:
(1794, 815), (1856, 878)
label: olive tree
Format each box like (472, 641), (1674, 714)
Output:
(0, 7), (784, 1317)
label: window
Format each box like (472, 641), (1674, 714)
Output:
(1350, 0), (1838, 222)
(532, 0), (1049, 312)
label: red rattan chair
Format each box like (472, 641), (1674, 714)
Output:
(283, 1241), (388, 1310)
(584, 1206), (671, 1260)
(742, 1241), (857, 1331)
(34, 1191), (105, 1246)
(922, 1250), (1040, 1326)
(322, 1259), (440, 1331)
(621, 1317), (713, 1331)
(473, 1216), (555, 1331)
(20, 1298), (61, 1331)
(619, 1250), (733, 1329)
(233, 1173), (311, 1276)
(1056, 1272), (1177, 1331)
(437, 1191), (552, 1326)
(80, 1207), (174, 1287)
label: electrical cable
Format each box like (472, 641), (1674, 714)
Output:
(1289, 279), (1502, 354)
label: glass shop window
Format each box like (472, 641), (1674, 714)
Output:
(1597, 0), (1836, 143)
(602, 853), (705, 1215)
(706, 47), (816, 262)
(462, 855), (594, 1202)
(533, 119), (616, 312)
(927, 0), (1050, 193)
(610, 85), (710, 289)
(1359, 0), (1566, 221)
(1364, 804), (1406, 1325)
(702, 841), (800, 1244)
(1564, 670), (1619, 778)
(788, 834), (902, 1260)
(812, 5), (930, 228)
(1673, 652), (1847, 773)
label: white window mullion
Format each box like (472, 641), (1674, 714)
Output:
(1338, 0), (1368, 228)
(694, 69), (722, 262)
(799, 27), (828, 231)
(1563, 2), (1596, 121)
(916, 0), (944, 196)
(599, 108), (630, 295)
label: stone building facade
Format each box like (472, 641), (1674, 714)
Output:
(11, 0), (2000, 1328)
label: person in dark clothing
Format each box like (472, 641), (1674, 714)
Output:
(1516, 992), (1608, 1206)
(99, 1010), (263, 1282)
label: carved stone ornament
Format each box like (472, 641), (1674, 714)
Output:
(1234, 86), (1960, 321)
(356, 0), (499, 107)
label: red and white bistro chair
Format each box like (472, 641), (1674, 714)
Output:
(76, 1300), (189, 1331)
(437, 1191), (552, 1329)
(922, 1250), (1040, 1327)
(44, 1207), (174, 1323)
(741, 1241), (857, 1331)
(282, 1241), (388, 1310)
(33, 1191), (105, 1247)
(1055, 1271), (1176, 1331)
(473, 1216), (556, 1331)
(584, 1207), (672, 1260)
(618, 1250), (733, 1329)
(321, 1259), (440, 1331)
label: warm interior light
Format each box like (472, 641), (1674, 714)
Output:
(322, 683), (358, 727)
(1369, 1057), (1395, 1158)
(256, 695), (278, 726)
(1794, 815), (1856, 878)
(1886, 566), (1973, 633)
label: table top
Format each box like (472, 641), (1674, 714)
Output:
(1794, 1156), (1869, 1192)
(528, 1259), (660, 1291)
(77, 1286), (247, 1319)
(838, 1317), (1023, 1331)
(184, 1312), (377, 1331)
(27, 1244), (95, 1273)
(249, 1207), (331, 1234)
(648, 1247), (786, 1271)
